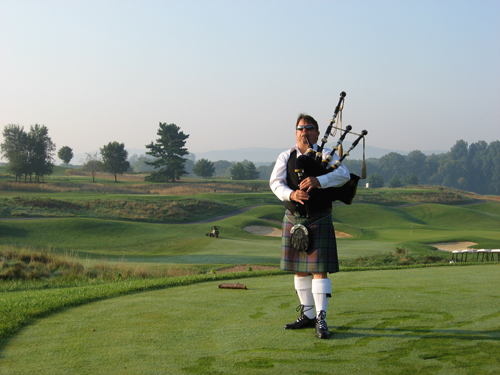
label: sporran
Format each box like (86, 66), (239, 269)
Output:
(290, 223), (310, 252)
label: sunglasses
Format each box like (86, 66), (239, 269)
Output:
(296, 125), (316, 131)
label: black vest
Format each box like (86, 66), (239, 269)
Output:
(284, 150), (332, 216)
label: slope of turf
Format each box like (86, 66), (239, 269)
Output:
(1, 201), (499, 263)
(1, 265), (498, 374)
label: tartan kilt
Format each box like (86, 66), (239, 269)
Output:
(280, 209), (339, 274)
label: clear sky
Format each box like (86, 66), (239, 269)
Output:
(1, 0), (499, 161)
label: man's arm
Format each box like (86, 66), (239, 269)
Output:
(269, 150), (294, 202)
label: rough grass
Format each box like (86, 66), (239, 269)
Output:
(0, 178), (271, 195)
(339, 247), (450, 268)
(0, 196), (235, 222)
(0, 245), (201, 288)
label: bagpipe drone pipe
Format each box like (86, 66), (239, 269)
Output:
(295, 92), (368, 212)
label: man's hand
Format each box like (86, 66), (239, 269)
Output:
(291, 190), (309, 205)
(299, 176), (320, 192)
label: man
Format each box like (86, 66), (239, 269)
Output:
(269, 113), (350, 339)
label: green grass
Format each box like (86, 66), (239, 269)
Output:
(0, 181), (499, 373)
(1, 266), (498, 374)
(0, 191), (281, 222)
(1, 201), (499, 264)
(0, 270), (287, 339)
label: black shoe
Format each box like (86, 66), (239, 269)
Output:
(315, 310), (331, 339)
(284, 305), (316, 329)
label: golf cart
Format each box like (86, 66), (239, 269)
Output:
(207, 226), (219, 238)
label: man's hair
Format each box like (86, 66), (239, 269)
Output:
(296, 113), (319, 131)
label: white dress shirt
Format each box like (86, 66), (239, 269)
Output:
(269, 144), (350, 202)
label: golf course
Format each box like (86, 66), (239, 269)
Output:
(0, 171), (499, 374)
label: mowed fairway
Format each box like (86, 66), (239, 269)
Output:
(1, 265), (499, 374)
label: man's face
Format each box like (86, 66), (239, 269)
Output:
(296, 118), (319, 147)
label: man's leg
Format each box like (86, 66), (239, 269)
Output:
(284, 274), (316, 329)
(312, 274), (332, 339)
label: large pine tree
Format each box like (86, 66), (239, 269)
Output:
(145, 123), (189, 182)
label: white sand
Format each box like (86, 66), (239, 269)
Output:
(243, 226), (282, 237)
(429, 241), (477, 252)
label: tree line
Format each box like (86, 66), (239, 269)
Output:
(3, 122), (499, 193)
(1, 124), (130, 183)
(350, 140), (500, 195)
(1, 122), (262, 183)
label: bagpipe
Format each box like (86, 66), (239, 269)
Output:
(295, 91), (368, 211)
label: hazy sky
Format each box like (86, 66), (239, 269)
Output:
(1, 0), (499, 161)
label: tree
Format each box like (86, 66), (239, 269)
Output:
(213, 160), (233, 177)
(257, 162), (275, 181)
(468, 140), (489, 194)
(424, 153), (443, 185)
(388, 173), (402, 188)
(1, 124), (28, 182)
(100, 142), (130, 182)
(438, 140), (469, 190)
(28, 124), (56, 182)
(403, 173), (419, 186)
(407, 150), (426, 183)
(184, 159), (195, 176)
(82, 152), (103, 183)
(485, 141), (500, 195)
(58, 146), (74, 167)
(243, 160), (260, 180)
(145, 123), (189, 182)
(1, 124), (55, 182)
(131, 155), (156, 172)
(229, 160), (260, 180)
(378, 152), (407, 182)
(367, 172), (384, 188)
(193, 159), (215, 179)
(229, 162), (246, 180)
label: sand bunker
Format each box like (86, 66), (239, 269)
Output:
(243, 225), (352, 238)
(243, 226), (282, 237)
(335, 231), (353, 238)
(429, 241), (477, 252)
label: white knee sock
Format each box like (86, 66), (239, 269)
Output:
(312, 278), (332, 316)
(294, 275), (315, 319)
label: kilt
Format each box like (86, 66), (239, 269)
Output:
(280, 209), (339, 274)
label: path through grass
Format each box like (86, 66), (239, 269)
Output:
(1, 265), (498, 374)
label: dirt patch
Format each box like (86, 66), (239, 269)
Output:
(429, 241), (477, 252)
(209, 265), (280, 274)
